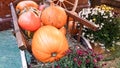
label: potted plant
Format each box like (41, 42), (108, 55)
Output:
(78, 5), (120, 50)
(55, 45), (104, 68)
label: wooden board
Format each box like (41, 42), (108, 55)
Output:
(0, 0), (14, 17)
(0, 0), (14, 31)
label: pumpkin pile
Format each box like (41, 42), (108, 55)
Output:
(16, 1), (69, 63)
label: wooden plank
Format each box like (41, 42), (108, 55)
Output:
(0, 0), (14, 17)
(65, 9), (99, 31)
(0, 17), (12, 23)
(20, 50), (28, 68)
(10, 3), (26, 50)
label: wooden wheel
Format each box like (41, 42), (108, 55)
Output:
(48, 0), (78, 12)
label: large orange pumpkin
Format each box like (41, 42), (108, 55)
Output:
(32, 25), (69, 63)
(40, 3), (67, 28)
(16, 1), (38, 14)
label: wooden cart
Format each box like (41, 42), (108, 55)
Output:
(10, 0), (98, 68)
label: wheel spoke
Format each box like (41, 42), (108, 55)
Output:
(64, 0), (74, 6)
(56, 1), (60, 5)
(72, 0), (78, 11)
(52, 0), (57, 1)
(60, 2), (62, 6)
(62, 2), (67, 9)
(52, 0), (78, 11)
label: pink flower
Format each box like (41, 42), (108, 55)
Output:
(86, 59), (90, 63)
(91, 53), (96, 57)
(93, 58), (97, 63)
(76, 49), (84, 56)
(97, 55), (103, 61)
(77, 60), (82, 66)
(66, 49), (72, 55)
(73, 57), (77, 62)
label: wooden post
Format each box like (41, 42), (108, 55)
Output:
(10, 3), (26, 50)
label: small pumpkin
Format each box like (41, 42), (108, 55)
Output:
(68, 21), (79, 35)
(16, 0), (38, 14)
(38, 4), (46, 11)
(68, 12), (77, 21)
(18, 8), (41, 31)
(59, 26), (66, 35)
(40, 3), (67, 28)
(32, 25), (69, 63)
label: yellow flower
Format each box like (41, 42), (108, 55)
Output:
(96, 4), (114, 12)
(93, 18), (96, 22)
(102, 7), (105, 10)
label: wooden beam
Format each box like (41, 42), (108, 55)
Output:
(65, 9), (99, 31)
(0, 17), (12, 23)
(10, 3), (26, 50)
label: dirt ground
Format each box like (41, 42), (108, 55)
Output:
(102, 57), (120, 68)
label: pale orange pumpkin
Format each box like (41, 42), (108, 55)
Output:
(32, 25), (69, 63)
(40, 3), (67, 28)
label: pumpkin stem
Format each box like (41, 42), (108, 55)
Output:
(19, 8), (28, 15)
(51, 52), (57, 57)
(30, 7), (41, 17)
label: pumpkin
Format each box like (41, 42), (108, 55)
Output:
(68, 21), (79, 35)
(18, 8), (41, 31)
(40, 3), (67, 28)
(38, 4), (46, 11)
(68, 12), (77, 21)
(59, 26), (66, 35)
(32, 25), (69, 63)
(16, 0), (38, 14)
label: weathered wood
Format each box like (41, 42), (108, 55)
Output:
(10, 3), (26, 50)
(0, 17), (12, 31)
(0, 0), (14, 30)
(101, 0), (120, 8)
(20, 50), (28, 68)
(77, 24), (83, 42)
(65, 9), (99, 31)
(0, 17), (12, 23)
(0, 0), (14, 18)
